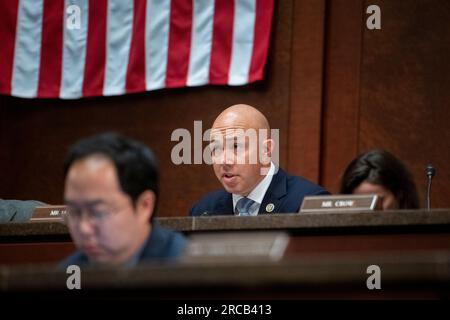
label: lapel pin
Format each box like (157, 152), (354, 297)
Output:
(265, 203), (275, 213)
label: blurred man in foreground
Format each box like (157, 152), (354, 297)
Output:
(60, 132), (186, 268)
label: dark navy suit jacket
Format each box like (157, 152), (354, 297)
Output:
(189, 168), (329, 216)
(59, 223), (187, 268)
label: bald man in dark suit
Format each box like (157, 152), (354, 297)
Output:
(190, 104), (329, 216)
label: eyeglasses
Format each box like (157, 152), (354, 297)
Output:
(63, 204), (121, 225)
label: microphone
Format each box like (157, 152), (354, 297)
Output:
(426, 164), (436, 210)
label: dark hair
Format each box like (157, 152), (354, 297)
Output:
(339, 150), (420, 209)
(64, 132), (159, 210)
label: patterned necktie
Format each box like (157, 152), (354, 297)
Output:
(235, 197), (256, 216)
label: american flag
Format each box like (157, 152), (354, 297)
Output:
(0, 0), (274, 99)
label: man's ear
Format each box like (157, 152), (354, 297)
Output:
(263, 139), (274, 158)
(136, 190), (156, 222)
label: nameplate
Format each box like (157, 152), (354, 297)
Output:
(299, 195), (379, 213)
(30, 205), (67, 222)
(183, 232), (290, 262)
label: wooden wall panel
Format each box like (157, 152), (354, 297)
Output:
(1, 0), (449, 216)
(359, 0), (450, 208)
(0, 1), (294, 217)
(321, 0), (364, 191)
(287, 0), (326, 182)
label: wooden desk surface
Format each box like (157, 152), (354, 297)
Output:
(157, 209), (450, 232)
(1, 251), (449, 299)
(1, 209), (450, 266)
(1, 209), (449, 239)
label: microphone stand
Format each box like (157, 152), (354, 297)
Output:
(426, 164), (435, 211)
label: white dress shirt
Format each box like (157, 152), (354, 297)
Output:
(232, 162), (276, 216)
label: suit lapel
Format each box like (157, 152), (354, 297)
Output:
(215, 193), (234, 215)
(259, 168), (288, 214)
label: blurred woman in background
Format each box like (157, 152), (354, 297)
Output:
(340, 150), (420, 210)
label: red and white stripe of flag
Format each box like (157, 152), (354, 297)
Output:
(0, 0), (274, 99)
